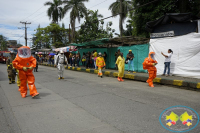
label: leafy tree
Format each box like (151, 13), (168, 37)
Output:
(33, 23), (70, 49)
(108, 0), (133, 36)
(44, 0), (63, 23)
(62, 0), (89, 42)
(76, 10), (115, 43)
(0, 35), (8, 51)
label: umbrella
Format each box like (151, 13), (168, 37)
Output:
(49, 53), (56, 56)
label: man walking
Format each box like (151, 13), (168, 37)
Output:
(126, 50), (135, 73)
(6, 51), (16, 84)
(56, 50), (68, 79)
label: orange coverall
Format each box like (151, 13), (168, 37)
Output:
(96, 56), (106, 76)
(12, 46), (39, 98)
(143, 52), (158, 87)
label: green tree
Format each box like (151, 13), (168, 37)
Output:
(62, 0), (89, 42)
(77, 10), (115, 43)
(108, 0), (133, 36)
(0, 35), (8, 51)
(33, 23), (70, 48)
(44, 0), (63, 23)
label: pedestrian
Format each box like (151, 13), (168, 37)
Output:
(142, 52), (158, 87)
(76, 53), (80, 67)
(93, 50), (98, 69)
(12, 46), (39, 98)
(114, 49), (121, 69)
(34, 60), (38, 72)
(96, 52), (106, 78)
(48, 55), (51, 64)
(86, 51), (91, 68)
(126, 50), (135, 73)
(103, 52), (107, 62)
(161, 49), (173, 76)
(16, 69), (21, 91)
(56, 50), (68, 79)
(82, 52), (86, 66)
(72, 53), (76, 67)
(6, 51), (16, 84)
(69, 52), (73, 67)
(116, 53), (125, 82)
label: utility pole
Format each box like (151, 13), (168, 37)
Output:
(120, 0), (123, 37)
(69, 24), (71, 43)
(20, 21), (31, 46)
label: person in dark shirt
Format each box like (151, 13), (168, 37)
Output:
(103, 52), (107, 62)
(126, 50), (135, 73)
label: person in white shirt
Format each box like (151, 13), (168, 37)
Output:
(161, 49), (173, 76)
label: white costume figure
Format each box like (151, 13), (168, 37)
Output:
(56, 50), (68, 79)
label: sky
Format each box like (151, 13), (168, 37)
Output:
(0, 0), (128, 47)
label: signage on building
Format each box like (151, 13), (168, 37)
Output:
(150, 31), (174, 38)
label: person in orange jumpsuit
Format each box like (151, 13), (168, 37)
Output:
(143, 52), (158, 87)
(12, 46), (39, 98)
(96, 52), (106, 78)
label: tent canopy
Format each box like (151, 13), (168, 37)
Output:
(146, 13), (199, 32)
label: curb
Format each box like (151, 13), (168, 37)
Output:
(39, 63), (200, 90)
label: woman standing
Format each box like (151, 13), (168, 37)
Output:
(76, 53), (81, 67)
(116, 53), (125, 82)
(161, 49), (173, 76)
(82, 52), (86, 66)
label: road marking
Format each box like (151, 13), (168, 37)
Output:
(86, 69), (90, 72)
(77, 67), (81, 71)
(113, 72), (118, 77)
(197, 83), (200, 89)
(173, 80), (183, 86)
(153, 78), (161, 83)
(125, 74), (135, 79)
(104, 71), (110, 76)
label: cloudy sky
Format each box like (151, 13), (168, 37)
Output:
(0, 0), (128, 47)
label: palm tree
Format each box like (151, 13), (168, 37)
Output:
(62, 0), (89, 42)
(44, 0), (63, 23)
(109, 0), (133, 36)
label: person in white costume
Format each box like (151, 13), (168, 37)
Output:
(56, 50), (68, 79)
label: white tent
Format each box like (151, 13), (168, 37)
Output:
(150, 33), (200, 78)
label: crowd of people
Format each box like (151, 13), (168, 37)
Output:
(5, 46), (173, 100)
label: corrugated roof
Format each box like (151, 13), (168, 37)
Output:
(70, 38), (109, 47)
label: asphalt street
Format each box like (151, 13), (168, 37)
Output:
(0, 64), (200, 133)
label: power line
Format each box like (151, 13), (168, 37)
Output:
(65, 0), (109, 20)
(75, 0), (159, 29)
(89, 0), (109, 9)
(17, 34), (25, 41)
(21, 5), (44, 22)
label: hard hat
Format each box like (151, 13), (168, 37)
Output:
(98, 52), (102, 56)
(129, 50), (132, 52)
(10, 51), (14, 54)
(60, 50), (64, 54)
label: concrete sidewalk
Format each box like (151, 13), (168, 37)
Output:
(40, 63), (200, 90)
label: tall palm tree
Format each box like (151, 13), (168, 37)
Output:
(44, 0), (63, 23)
(62, 0), (89, 42)
(109, 0), (133, 36)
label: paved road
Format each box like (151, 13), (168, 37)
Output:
(0, 64), (199, 133)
